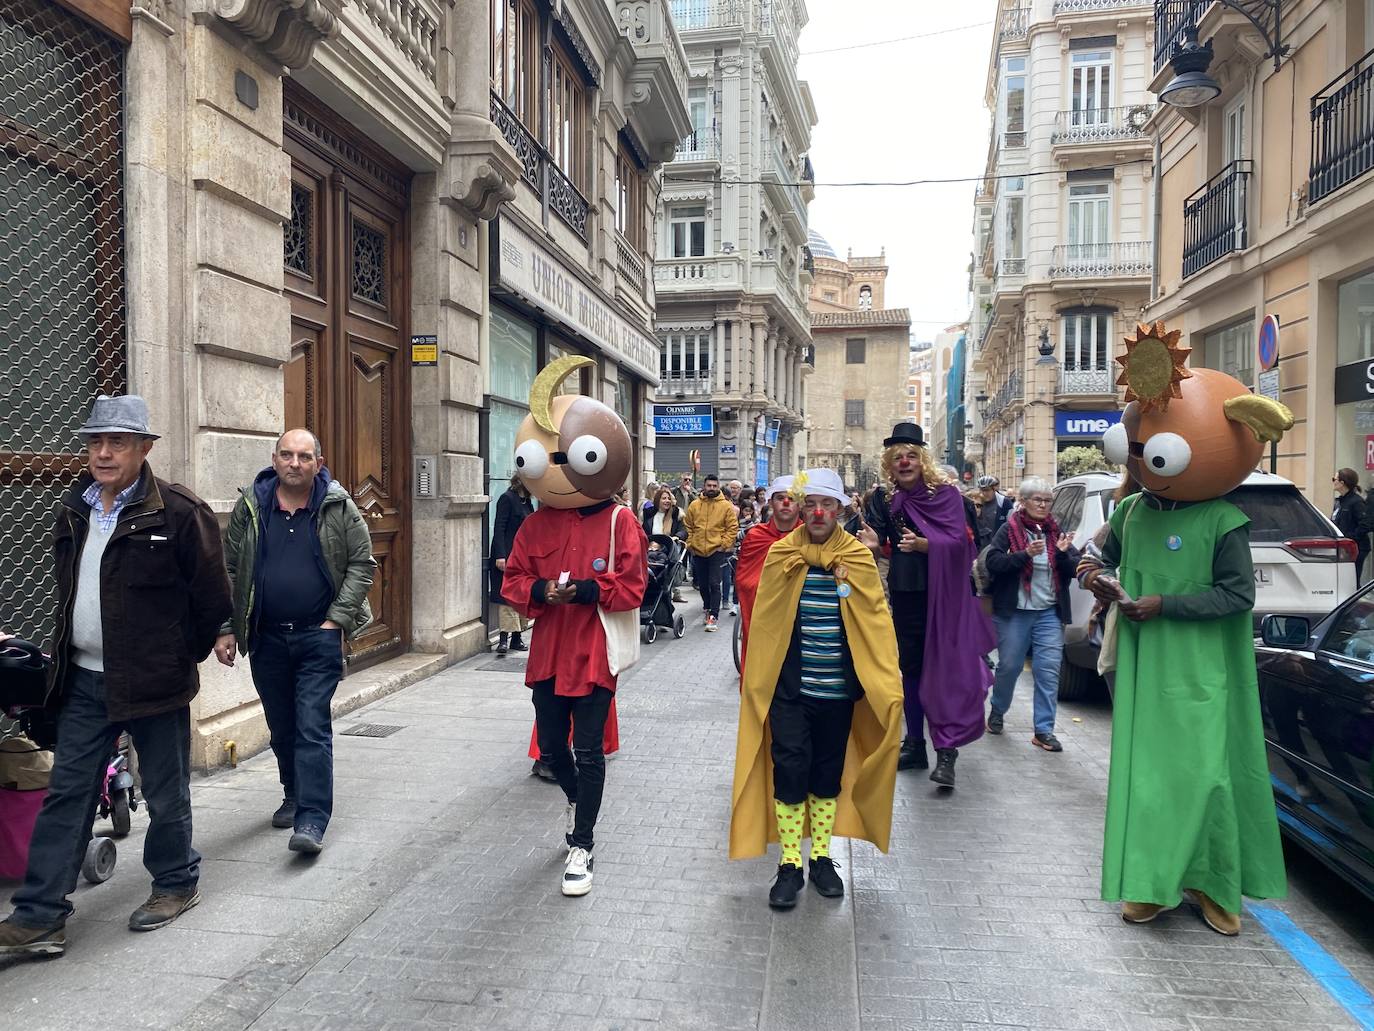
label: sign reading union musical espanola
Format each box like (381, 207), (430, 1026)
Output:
(494, 217), (660, 385)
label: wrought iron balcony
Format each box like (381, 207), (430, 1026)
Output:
(675, 126), (721, 163)
(668, 0), (744, 30)
(1048, 241), (1152, 279)
(1058, 367), (1117, 395)
(1311, 50), (1374, 205)
(1001, 6), (1030, 41)
(489, 92), (539, 190)
(1055, 0), (1150, 11)
(1183, 159), (1251, 278)
(489, 91), (591, 240)
(1052, 104), (1154, 146)
(1154, 0), (1204, 72)
(980, 368), (1024, 422)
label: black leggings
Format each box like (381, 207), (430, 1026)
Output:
(890, 590), (928, 741)
(531, 680), (612, 850)
(769, 693), (855, 805)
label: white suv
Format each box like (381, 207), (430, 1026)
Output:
(1052, 471), (1359, 700)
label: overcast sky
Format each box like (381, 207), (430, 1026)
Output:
(797, 2), (998, 342)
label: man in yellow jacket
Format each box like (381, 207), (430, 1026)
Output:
(684, 474), (739, 633)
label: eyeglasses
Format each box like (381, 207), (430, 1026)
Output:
(1025, 495), (1054, 505)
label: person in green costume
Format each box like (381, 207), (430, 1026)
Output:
(1082, 322), (1294, 937)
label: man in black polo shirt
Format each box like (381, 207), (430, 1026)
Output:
(215, 429), (374, 854)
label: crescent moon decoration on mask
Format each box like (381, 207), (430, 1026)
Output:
(529, 355), (596, 433)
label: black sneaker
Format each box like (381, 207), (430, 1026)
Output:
(531, 760), (557, 782)
(769, 863), (805, 909)
(987, 710), (1004, 735)
(930, 748), (958, 787)
(1032, 732), (1064, 753)
(271, 798), (296, 829)
(808, 857), (844, 898)
(897, 737), (928, 770)
(288, 825), (324, 854)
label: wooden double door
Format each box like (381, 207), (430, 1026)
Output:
(282, 83), (411, 670)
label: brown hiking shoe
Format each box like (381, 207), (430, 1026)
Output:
(1186, 889), (1241, 936)
(1121, 901), (1168, 924)
(0, 917), (65, 956)
(128, 889), (201, 932)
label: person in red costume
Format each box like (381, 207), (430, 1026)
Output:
(734, 475), (799, 677)
(502, 356), (647, 897)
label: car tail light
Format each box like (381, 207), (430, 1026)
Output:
(1285, 537), (1358, 562)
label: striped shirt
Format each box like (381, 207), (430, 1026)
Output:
(798, 566), (847, 699)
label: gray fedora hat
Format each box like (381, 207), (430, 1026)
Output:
(76, 395), (159, 440)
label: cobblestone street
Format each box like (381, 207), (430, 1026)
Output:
(3, 596), (1373, 1030)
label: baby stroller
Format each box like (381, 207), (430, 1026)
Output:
(0, 638), (135, 886)
(641, 534), (687, 643)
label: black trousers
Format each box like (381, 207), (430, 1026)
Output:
(531, 679), (612, 850)
(691, 551), (726, 617)
(769, 693), (855, 805)
(890, 589), (928, 741)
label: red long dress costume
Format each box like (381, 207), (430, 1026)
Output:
(504, 502), (647, 713)
(732, 519), (788, 676)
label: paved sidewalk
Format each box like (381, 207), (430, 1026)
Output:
(2, 595), (1373, 1030)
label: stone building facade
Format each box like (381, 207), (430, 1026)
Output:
(0, 0), (685, 767)
(650, 0), (816, 490)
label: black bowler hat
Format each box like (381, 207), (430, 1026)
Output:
(883, 422), (925, 448)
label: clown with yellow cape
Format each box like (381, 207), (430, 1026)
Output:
(729, 468), (904, 908)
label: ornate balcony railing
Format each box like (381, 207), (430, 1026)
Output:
(355, 0), (440, 84)
(1059, 367), (1117, 395)
(1055, 0), (1149, 12)
(1052, 104), (1154, 145)
(654, 258), (718, 281)
(546, 162), (590, 239)
(668, 0), (744, 29)
(1048, 241), (1153, 279)
(1000, 258), (1026, 277)
(1154, 0), (1204, 72)
(1183, 159), (1251, 278)
(1000, 6), (1030, 41)
(1311, 48), (1374, 205)
(981, 368), (1024, 422)
(675, 126), (721, 162)
(616, 234), (647, 288)
(656, 372), (712, 396)
(490, 92), (540, 189)
(489, 91), (590, 240)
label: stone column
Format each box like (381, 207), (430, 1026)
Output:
(773, 335), (785, 403)
(715, 319), (727, 393)
(753, 322), (767, 397)
(732, 319), (743, 395)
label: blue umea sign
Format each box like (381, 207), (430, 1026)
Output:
(653, 403), (714, 436)
(1055, 410), (1122, 437)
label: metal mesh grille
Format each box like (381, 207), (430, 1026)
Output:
(340, 724), (406, 739)
(0, 1), (126, 645)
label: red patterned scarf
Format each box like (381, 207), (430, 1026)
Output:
(1006, 508), (1060, 598)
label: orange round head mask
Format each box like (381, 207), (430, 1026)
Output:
(513, 355), (633, 509)
(1101, 323), (1294, 502)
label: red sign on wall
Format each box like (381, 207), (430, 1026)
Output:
(1365, 435), (1374, 471)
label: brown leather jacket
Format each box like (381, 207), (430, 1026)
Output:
(48, 465), (232, 720)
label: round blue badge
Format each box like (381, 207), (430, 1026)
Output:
(1166, 535), (1183, 551)
(592, 557), (607, 572)
(836, 583), (851, 598)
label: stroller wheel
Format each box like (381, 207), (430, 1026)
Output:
(110, 790), (131, 837)
(82, 837), (117, 885)
(673, 615), (686, 639)
(642, 623), (658, 644)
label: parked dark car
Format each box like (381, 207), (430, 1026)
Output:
(1257, 586), (1374, 901)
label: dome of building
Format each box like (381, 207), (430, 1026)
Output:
(807, 229), (838, 260)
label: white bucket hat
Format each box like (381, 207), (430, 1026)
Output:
(766, 474), (795, 499)
(795, 468), (849, 505)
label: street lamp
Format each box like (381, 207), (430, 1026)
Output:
(1158, 3), (1290, 109)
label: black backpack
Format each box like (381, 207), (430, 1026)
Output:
(0, 639), (49, 714)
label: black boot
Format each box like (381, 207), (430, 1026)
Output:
(930, 748), (958, 787)
(509, 632), (528, 652)
(769, 863), (804, 909)
(496, 632), (509, 654)
(897, 737), (929, 771)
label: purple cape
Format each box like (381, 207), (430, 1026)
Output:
(891, 483), (995, 749)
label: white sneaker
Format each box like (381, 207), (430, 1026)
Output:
(563, 801), (576, 848)
(562, 846), (594, 896)
(729, 605), (738, 616)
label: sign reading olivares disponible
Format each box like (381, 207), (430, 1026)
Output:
(492, 218), (660, 384)
(652, 403), (714, 436)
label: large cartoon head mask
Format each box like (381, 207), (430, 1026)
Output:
(1101, 322), (1295, 502)
(513, 355), (632, 509)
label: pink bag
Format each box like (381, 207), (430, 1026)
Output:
(0, 787), (46, 880)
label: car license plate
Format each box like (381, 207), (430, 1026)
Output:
(1255, 567), (1273, 588)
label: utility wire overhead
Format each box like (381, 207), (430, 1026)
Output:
(664, 159), (1151, 190)
(800, 20), (993, 56)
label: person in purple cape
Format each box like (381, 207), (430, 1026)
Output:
(859, 423), (995, 787)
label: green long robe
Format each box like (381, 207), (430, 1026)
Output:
(1100, 494), (1287, 913)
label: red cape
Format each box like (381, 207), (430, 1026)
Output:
(527, 698), (620, 758)
(734, 520), (789, 676)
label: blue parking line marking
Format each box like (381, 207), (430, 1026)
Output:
(1248, 903), (1374, 1030)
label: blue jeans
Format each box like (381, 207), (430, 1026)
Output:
(11, 667), (198, 928)
(991, 608), (1064, 735)
(249, 625), (343, 832)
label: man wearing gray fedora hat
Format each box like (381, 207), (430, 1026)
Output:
(0, 395), (232, 958)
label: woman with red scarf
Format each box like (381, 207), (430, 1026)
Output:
(983, 477), (1081, 752)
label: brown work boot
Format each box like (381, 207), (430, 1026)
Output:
(0, 917), (65, 956)
(1121, 901), (1168, 924)
(1187, 889), (1241, 936)
(128, 889), (201, 932)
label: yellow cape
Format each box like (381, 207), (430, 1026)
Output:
(728, 524), (904, 859)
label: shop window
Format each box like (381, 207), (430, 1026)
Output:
(490, 0), (539, 130)
(1338, 269), (1374, 367)
(615, 141), (644, 247)
(1201, 318), (1254, 387)
(845, 399), (866, 426)
(545, 336), (591, 396)
(490, 305), (538, 403)
(846, 338), (866, 364)
(669, 204), (706, 258)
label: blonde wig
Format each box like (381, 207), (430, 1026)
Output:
(881, 444), (948, 496)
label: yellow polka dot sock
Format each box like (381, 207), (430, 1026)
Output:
(774, 799), (805, 867)
(808, 795), (838, 860)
